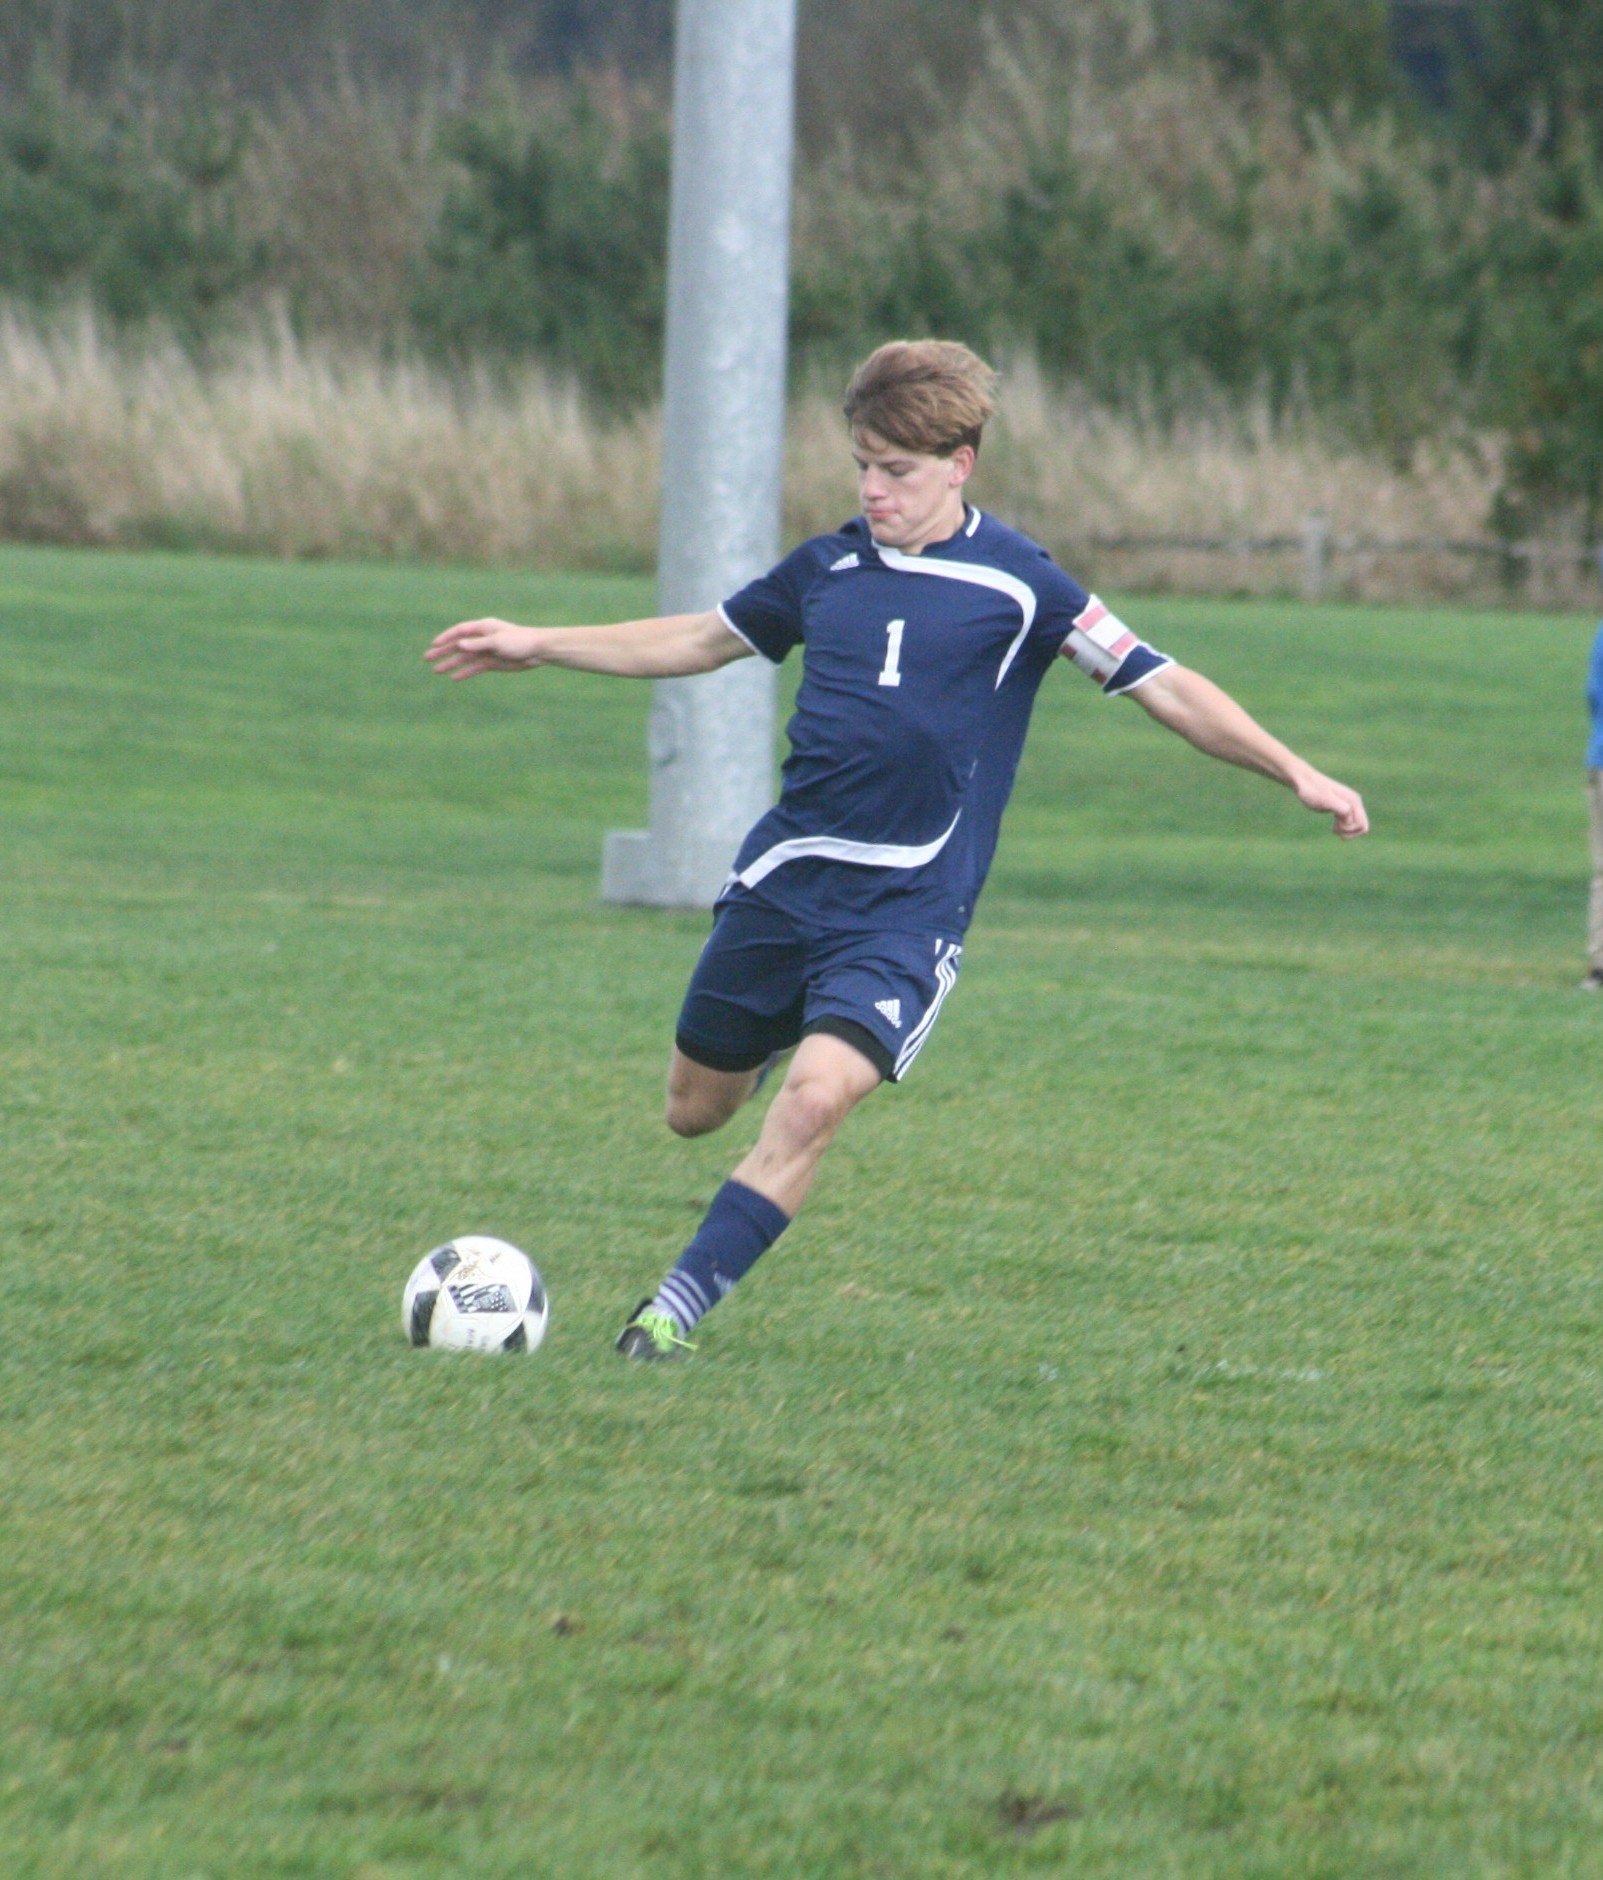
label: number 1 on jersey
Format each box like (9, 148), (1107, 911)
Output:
(878, 618), (906, 688)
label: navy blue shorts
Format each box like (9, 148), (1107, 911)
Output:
(674, 897), (964, 1084)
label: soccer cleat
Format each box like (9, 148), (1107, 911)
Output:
(614, 1300), (697, 1360)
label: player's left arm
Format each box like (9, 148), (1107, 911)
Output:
(1125, 662), (1369, 838)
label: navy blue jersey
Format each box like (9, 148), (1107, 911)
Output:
(719, 506), (1170, 935)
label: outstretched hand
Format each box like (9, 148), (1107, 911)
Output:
(425, 618), (543, 679)
(1294, 769), (1369, 839)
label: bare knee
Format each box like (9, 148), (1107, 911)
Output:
(771, 1072), (854, 1150)
(664, 1052), (753, 1138)
(666, 1094), (725, 1139)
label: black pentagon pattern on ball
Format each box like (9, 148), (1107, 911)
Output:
(502, 1320), (528, 1351)
(527, 1271), (546, 1315)
(409, 1243), (462, 1347)
(409, 1289), (439, 1346)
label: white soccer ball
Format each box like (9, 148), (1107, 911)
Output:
(401, 1236), (549, 1353)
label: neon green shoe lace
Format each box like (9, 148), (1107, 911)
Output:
(638, 1309), (697, 1354)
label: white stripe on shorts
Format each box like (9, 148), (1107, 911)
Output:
(894, 942), (962, 1077)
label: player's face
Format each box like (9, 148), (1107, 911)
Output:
(852, 433), (975, 553)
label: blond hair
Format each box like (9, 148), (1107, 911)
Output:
(843, 339), (999, 457)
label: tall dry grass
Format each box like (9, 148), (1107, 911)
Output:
(795, 358), (1527, 603)
(0, 309), (660, 567)
(0, 306), (1568, 603)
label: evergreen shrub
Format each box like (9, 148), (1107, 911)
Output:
(0, 79), (262, 334)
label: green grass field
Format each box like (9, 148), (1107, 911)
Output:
(2, 543), (1601, 1877)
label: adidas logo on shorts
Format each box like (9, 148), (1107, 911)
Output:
(875, 997), (903, 1028)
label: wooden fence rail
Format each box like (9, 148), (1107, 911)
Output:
(1057, 515), (1603, 606)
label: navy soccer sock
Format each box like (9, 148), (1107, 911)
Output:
(652, 1179), (792, 1334)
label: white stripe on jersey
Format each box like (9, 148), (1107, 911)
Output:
(874, 546), (1038, 690)
(1108, 656), (1171, 696)
(716, 603), (762, 654)
(733, 810), (962, 892)
(895, 942), (962, 1076)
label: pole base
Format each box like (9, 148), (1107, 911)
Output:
(601, 828), (738, 908)
(600, 829), (661, 905)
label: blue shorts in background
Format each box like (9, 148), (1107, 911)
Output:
(674, 896), (964, 1083)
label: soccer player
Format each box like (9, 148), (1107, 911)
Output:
(426, 341), (1368, 1359)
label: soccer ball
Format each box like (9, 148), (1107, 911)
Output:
(401, 1236), (549, 1353)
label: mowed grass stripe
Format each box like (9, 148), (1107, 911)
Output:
(1, 544), (1601, 1876)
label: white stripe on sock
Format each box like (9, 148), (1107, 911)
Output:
(655, 1271), (711, 1332)
(659, 1271), (708, 1315)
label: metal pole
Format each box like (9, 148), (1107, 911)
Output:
(601, 0), (797, 907)
(1301, 511), (1331, 604)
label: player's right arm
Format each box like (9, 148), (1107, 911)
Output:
(425, 609), (751, 681)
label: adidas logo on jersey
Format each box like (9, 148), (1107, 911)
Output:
(830, 552), (860, 572)
(875, 997), (903, 1028)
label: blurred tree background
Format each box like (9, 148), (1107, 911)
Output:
(0, 0), (1600, 536)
